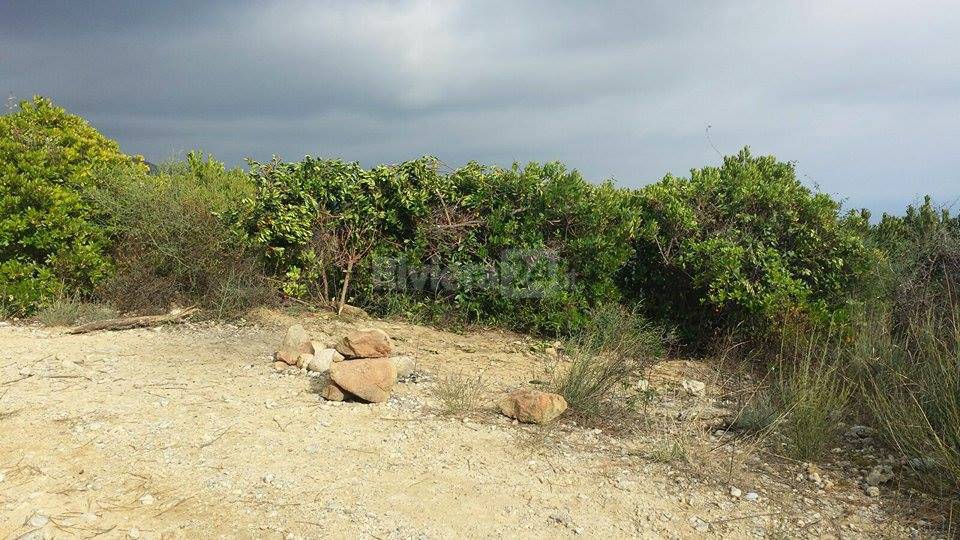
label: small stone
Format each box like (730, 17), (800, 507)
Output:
(139, 493), (155, 506)
(273, 360), (288, 371)
(866, 464), (894, 486)
(499, 389), (568, 424)
(865, 485), (880, 497)
(544, 347), (558, 357)
(690, 517), (710, 532)
(262, 473), (275, 483)
(729, 486), (742, 498)
(275, 324), (314, 365)
(743, 491), (759, 502)
(391, 355), (416, 379)
(128, 527), (141, 539)
(681, 379), (706, 397)
(26, 512), (49, 527)
(636, 379), (650, 392)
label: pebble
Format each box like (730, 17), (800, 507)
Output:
(139, 493), (155, 506)
(26, 512), (49, 527)
(690, 517), (710, 532)
(865, 486), (880, 497)
(729, 486), (742, 498)
(743, 492), (759, 502)
(263, 473), (275, 484)
(128, 527), (141, 539)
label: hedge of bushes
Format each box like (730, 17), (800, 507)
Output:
(1, 96), (875, 341)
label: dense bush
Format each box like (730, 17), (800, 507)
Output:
(90, 156), (271, 317)
(228, 156), (640, 333)
(622, 148), (870, 343)
(0, 96), (142, 315)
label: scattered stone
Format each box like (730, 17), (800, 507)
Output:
(743, 491), (759, 502)
(139, 493), (155, 506)
(846, 425), (877, 440)
(865, 485), (881, 497)
(636, 379), (650, 392)
(690, 517), (710, 533)
(128, 527), (141, 539)
(26, 512), (49, 528)
(329, 358), (397, 402)
(335, 328), (394, 359)
(729, 486), (742, 498)
(262, 473), (275, 483)
(680, 379), (706, 397)
(866, 464), (894, 486)
(544, 347), (558, 357)
(273, 361), (288, 371)
(391, 355), (416, 379)
(275, 324), (314, 365)
(499, 389), (568, 424)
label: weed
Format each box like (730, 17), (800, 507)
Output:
(433, 372), (486, 416)
(771, 328), (851, 461)
(35, 294), (116, 326)
(552, 304), (664, 417)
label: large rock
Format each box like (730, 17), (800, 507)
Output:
(499, 390), (568, 424)
(275, 324), (314, 365)
(329, 358), (397, 403)
(335, 328), (394, 359)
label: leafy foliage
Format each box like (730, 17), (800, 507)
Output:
(228, 156), (640, 333)
(0, 96), (143, 315)
(622, 148), (869, 342)
(90, 159), (270, 317)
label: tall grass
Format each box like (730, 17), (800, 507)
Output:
(860, 304), (960, 493)
(552, 304), (664, 417)
(769, 327), (851, 460)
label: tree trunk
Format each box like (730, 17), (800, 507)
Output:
(337, 259), (354, 315)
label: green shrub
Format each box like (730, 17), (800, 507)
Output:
(0, 96), (143, 315)
(551, 303), (664, 416)
(623, 147), (869, 344)
(228, 156), (640, 334)
(90, 160), (270, 317)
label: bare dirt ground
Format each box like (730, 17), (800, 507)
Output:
(0, 309), (932, 538)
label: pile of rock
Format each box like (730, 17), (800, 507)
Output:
(274, 325), (415, 404)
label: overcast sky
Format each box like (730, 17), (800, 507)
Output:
(2, 1), (958, 213)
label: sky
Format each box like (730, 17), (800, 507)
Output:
(2, 0), (958, 214)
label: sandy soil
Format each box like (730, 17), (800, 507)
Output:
(0, 309), (928, 539)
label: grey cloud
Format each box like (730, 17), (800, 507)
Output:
(1, 0), (957, 213)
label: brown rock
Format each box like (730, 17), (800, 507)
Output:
(273, 360), (288, 371)
(335, 328), (393, 359)
(329, 358), (397, 403)
(499, 390), (568, 424)
(275, 324), (314, 365)
(320, 380), (348, 401)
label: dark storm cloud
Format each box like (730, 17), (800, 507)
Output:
(2, 0), (958, 213)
